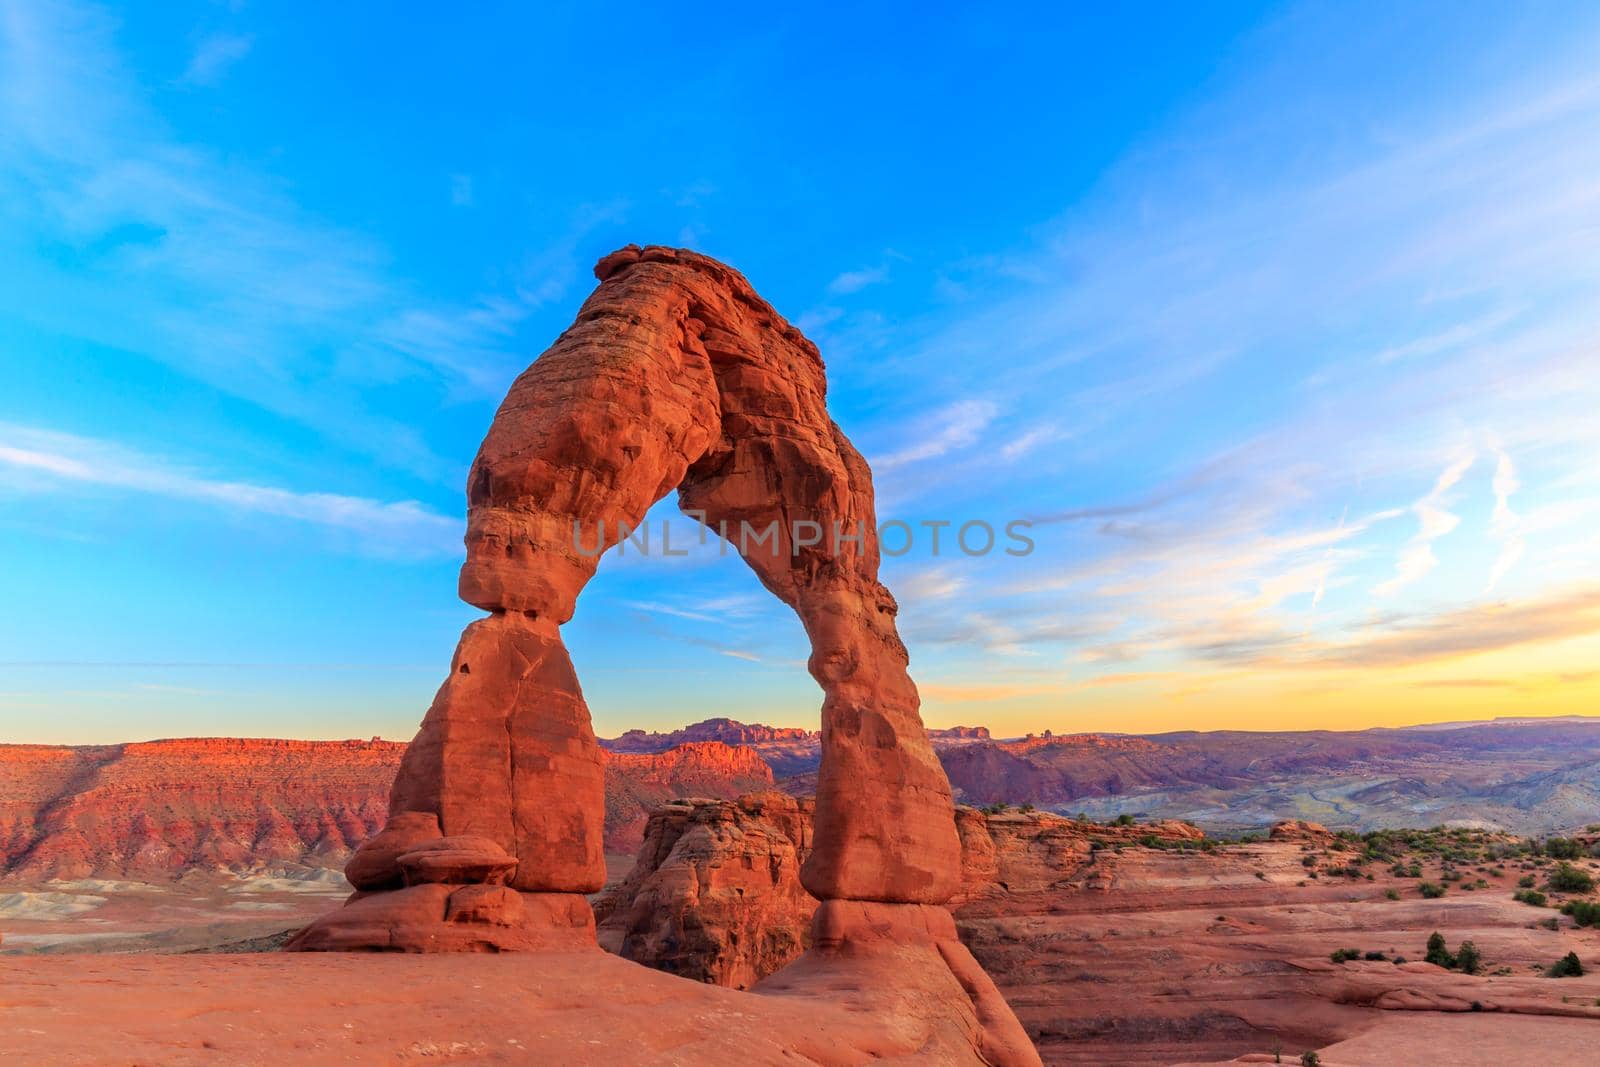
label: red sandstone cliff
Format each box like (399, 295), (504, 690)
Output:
(602, 742), (774, 851)
(0, 739), (399, 880)
(0, 737), (771, 879)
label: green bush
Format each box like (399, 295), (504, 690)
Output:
(1518, 874), (1537, 888)
(1329, 948), (1361, 964)
(1515, 890), (1548, 907)
(1301, 1052), (1322, 1067)
(1546, 838), (1583, 860)
(1384, 888), (1401, 901)
(1419, 882), (1446, 899)
(1425, 932), (1454, 968)
(1561, 900), (1600, 927)
(1548, 863), (1595, 893)
(1548, 952), (1584, 978)
(1363, 951), (1387, 961)
(1455, 940), (1482, 975)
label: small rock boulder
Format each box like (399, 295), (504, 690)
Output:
(397, 836), (518, 886)
(344, 811), (442, 891)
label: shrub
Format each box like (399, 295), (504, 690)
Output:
(1385, 889), (1401, 901)
(1515, 890), (1548, 907)
(1456, 940), (1482, 975)
(1561, 900), (1600, 927)
(1546, 838), (1583, 860)
(1364, 951), (1387, 961)
(1548, 863), (1595, 894)
(1329, 948), (1361, 964)
(1419, 882), (1446, 899)
(1425, 932), (1452, 967)
(1301, 1053), (1322, 1067)
(1548, 952), (1584, 978)
(1518, 874), (1537, 888)
(1113, 813), (1136, 827)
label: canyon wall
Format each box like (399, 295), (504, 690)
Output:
(0, 737), (768, 879)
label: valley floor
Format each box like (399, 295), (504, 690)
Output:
(0, 951), (1594, 1067)
(961, 836), (1600, 1064)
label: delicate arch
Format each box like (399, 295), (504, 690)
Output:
(386, 245), (959, 906)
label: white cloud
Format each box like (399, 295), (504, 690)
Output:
(891, 566), (968, 604)
(0, 423), (459, 556)
(1486, 446), (1525, 591)
(1375, 452), (1474, 597)
(182, 33), (253, 87)
(999, 423), (1067, 462)
(873, 400), (998, 472)
(827, 265), (888, 295)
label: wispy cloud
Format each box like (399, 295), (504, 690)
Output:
(181, 32), (253, 87)
(1374, 452), (1474, 597)
(1485, 446), (1525, 591)
(0, 423), (459, 556)
(828, 265), (888, 295)
(1316, 585), (1600, 669)
(999, 423), (1070, 462)
(0, 2), (601, 479)
(872, 399), (998, 472)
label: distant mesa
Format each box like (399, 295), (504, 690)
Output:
(6, 716), (1598, 882)
(602, 717), (814, 753)
(1269, 819), (1335, 844)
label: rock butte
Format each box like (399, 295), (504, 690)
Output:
(290, 245), (1040, 1065)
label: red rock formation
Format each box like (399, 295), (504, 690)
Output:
(595, 798), (1206, 989)
(603, 718), (814, 753)
(595, 792), (816, 988)
(603, 741), (774, 851)
(0, 737), (771, 879)
(1270, 819), (1337, 844)
(313, 246), (963, 923)
(0, 738), (399, 880)
(597, 799), (1600, 1064)
(930, 725), (993, 742)
(293, 245), (1029, 1063)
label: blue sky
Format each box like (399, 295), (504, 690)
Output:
(3, 1), (1599, 743)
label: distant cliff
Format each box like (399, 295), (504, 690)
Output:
(0, 736), (770, 879)
(4, 716), (1595, 879)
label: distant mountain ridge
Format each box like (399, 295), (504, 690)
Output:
(0, 736), (768, 880)
(4, 717), (1596, 880)
(598, 719), (989, 777)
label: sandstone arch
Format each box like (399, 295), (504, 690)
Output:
(360, 244), (959, 912)
(290, 246), (1039, 1065)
